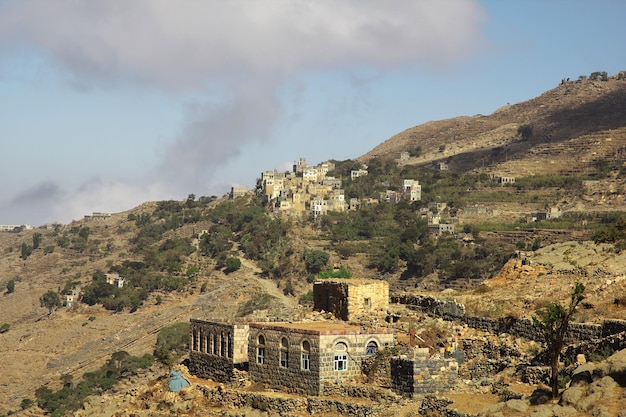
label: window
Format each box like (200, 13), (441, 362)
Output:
(257, 335), (265, 364)
(366, 341), (378, 356)
(334, 342), (348, 371)
(334, 354), (347, 371)
(364, 297), (371, 309)
(301, 340), (311, 371)
(280, 337), (289, 368)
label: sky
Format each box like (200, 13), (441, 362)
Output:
(1, 0), (625, 226)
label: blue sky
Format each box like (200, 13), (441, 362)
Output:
(1, 0), (625, 226)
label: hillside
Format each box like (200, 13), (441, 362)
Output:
(2, 73), (626, 416)
(359, 76), (626, 178)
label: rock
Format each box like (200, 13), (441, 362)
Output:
(570, 363), (595, 386)
(576, 353), (587, 364)
(590, 405), (612, 417)
(552, 405), (578, 416)
(576, 391), (603, 412)
(560, 386), (585, 407)
(589, 375), (617, 392)
(505, 398), (528, 413)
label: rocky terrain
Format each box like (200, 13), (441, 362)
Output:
(2, 74), (626, 416)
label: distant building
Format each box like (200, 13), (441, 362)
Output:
(350, 169), (368, 180)
(497, 176), (516, 184)
(105, 273), (125, 288)
(230, 186), (249, 199)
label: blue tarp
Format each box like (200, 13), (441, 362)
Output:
(168, 370), (190, 392)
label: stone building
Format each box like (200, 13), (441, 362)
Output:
(248, 321), (394, 396)
(188, 320), (250, 383)
(313, 279), (389, 321)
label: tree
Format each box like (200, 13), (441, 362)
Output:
(224, 257), (242, 273)
(517, 124), (533, 141)
(40, 290), (62, 314)
(533, 282), (585, 399)
(302, 249), (330, 274)
(6, 279), (15, 294)
(33, 232), (42, 249)
(21, 242), (33, 260)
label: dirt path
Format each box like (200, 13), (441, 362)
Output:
(238, 256), (298, 310)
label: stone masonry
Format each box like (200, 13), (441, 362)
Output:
(188, 319), (249, 383)
(314, 279), (389, 321)
(391, 348), (459, 398)
(248, 321), (394, 396)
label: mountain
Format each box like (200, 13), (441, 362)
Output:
(359, 75), (626, 178)
(2, 73), (626, 416)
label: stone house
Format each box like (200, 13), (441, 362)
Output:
(429, 223), (455, 235)
(188, 320), (250, 383)
(497, 175), (516, 184)
(230, 186), (249, 199)
(350, 169), (368, 180)
(248, 321), (394, 396)
(313, 279), (389, 321)
(397, 151), (410, 161)
(105, 273), (125, 288)
(402, 179), (421, 201)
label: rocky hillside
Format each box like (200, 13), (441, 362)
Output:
(359, 75), (626, 178)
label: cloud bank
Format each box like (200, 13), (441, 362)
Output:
(0, 0), (487, 225)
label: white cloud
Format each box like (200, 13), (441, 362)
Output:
(0, 0), (487, 90)
(0, 0), (488, 225)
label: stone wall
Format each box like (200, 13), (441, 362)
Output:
(391, 294), (465, 321)
(198, 385), (384, 417)
(248, 325), (322, 396)
(188, 351), (236, 383)
(391, 349), (459, 398)
(394, 294), (626, 345)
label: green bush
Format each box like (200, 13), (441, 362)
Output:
(302, 249), (330, 273)
(317, 267), (352, 279)
(225, 257), (242, 273)
(154, 322), (189, 365)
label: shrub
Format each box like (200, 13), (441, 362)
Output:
(302, 249), (330, 274)
(224, 257), (242, 273)
(154, 322), (189, 365)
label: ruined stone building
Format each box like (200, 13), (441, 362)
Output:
(247, 321), (394, 396)
(313, 279), (389, 321)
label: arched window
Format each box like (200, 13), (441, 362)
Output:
(192, 327), (198, 351)
(334, 342), (348, 371)
(366, 341), (378, 356)
(301, 340), (311, 371)
(227, 333), (233, 358)
(280, 337), (289, 368)
(220, 331), (226, 356)
(199, 328), (205, 353)
(256, 335), (265, 364)
(213, 332), (219, 355)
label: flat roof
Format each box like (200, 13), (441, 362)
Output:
(249, 321), (393, 336)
